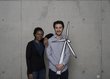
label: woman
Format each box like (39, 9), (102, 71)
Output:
(26, 27), (45, 79)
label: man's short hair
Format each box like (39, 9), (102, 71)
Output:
(53, 20), (64, 29)
(33, 27), (44, 37)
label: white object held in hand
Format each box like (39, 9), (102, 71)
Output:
(56, 21), (77, 75)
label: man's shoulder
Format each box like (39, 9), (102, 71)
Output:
(48, 36), (55, 42)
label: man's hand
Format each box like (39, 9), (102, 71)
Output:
(28, 74), (33, 79)
(56, 64), (64, 71)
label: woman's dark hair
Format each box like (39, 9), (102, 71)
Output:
(45, 33), (54, 39)
(53, 20), (64, 29)
(33, 27), (44, 37)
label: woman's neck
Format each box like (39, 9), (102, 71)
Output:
(35, 39), (40, 43)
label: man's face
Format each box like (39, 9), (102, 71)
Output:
(54, 24), (64, 36)
(35, 31), (43, 41)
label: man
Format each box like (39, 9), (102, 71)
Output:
(26, 27), (46, 79)
(46, 20), (70, 79)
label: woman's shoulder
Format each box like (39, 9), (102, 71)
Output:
(27, 40), (34, 45)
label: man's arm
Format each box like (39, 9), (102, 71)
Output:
(62, 45), (70, 66)
(56, 45), (70, 71)
(46, 40), (57, 66)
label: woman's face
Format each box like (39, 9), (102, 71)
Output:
(35, 31), (43, 41)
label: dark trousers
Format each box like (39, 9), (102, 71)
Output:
(32, 69), (46, 79)
(49, 69), (68, 79)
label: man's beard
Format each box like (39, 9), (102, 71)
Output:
(56, 32), (62, 36)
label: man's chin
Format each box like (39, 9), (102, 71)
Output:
(56, 33), (62, 36)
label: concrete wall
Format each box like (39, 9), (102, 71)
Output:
(0, 0), (110, 79)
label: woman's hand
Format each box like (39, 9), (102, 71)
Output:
(44, 38), (48, 47)
(28, 74), (33, 79)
